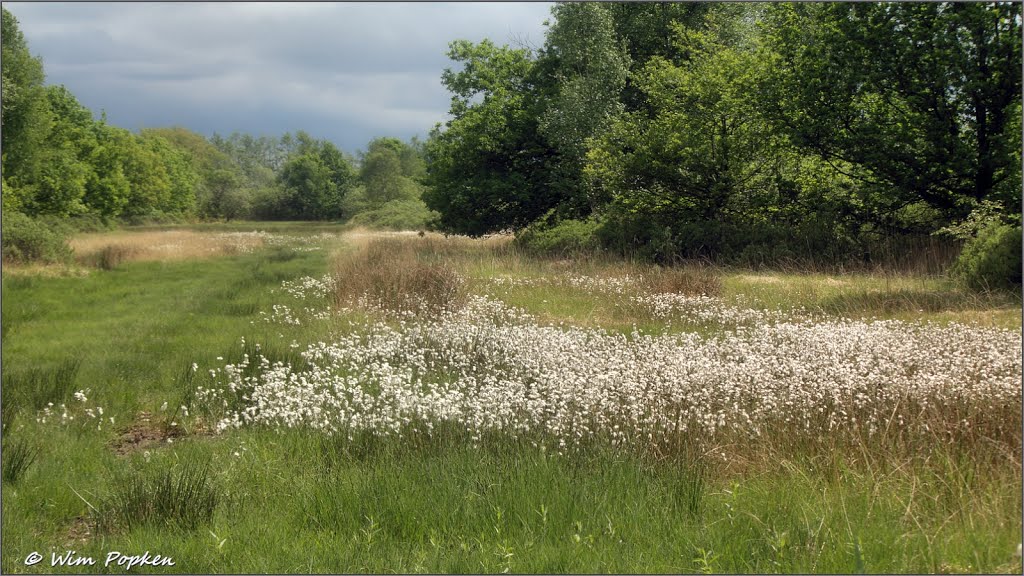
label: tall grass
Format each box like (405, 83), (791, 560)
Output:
(1, 225), (1019, 574)
(1, 436), (39, 484)
(2, 357), (83, 409)
(85, 243), (137, 270)
(333, 237), (466, 315)
(97, 461), (220, 532)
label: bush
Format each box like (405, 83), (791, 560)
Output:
(1, 211), (73, 264)
(123, 210), (187, 227)
(347, 198), (437, 231)
(515, 217), (601, 256)
(950, 220), (1022, 291)
(66, 213), (115, 233)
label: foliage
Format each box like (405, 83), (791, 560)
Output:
(951, 218), (1022, 292)
(514, 215), (601, 256)
(0, 210), (73, 264)
(537, 3), (630, 216)
(1, 7), (50, 213)
(347, 198), (437, 231)
(424, 39), (561, 235)
(276, 134), (355, 220)
(142, 127), (245, 219)
(761, 2), (1023, 222)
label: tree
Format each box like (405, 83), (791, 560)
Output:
(82, 122), (132, 218)
(538, 2), (630, 215)
(584, 14), (777, 247)
(2, 7), (52, 212)
(762, 2), (1023, 224)
(277, 136), (354, 220)
(360, 137), (415, 207)
(143, 127), (249, 219)
(424, 39), (561, 235)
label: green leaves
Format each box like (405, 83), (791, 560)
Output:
(762, 2), (1022, 221)
(276, 137), (355, 221)
(425, 38), (561, 236)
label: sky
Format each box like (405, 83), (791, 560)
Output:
(4, 2), (555, 154)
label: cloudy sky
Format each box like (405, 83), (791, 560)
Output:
(5, 2), (554, 153)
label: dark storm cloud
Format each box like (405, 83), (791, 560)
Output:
(4, 2), (553, 152)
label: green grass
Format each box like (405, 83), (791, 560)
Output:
(722, 270), (1022, 328)
(1, 224), (1020, 573)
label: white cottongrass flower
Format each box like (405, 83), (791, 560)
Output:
(195, 295), (1021, 450)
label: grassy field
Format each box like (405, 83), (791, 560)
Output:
(1, 224), (1021, 573)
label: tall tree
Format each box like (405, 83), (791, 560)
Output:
(424, 39), (559, 235)
(277, 136), (354, 220)
(762, 2), (1023, 223)
(538, 2), (630, 215)
(1, 7), (52, 212)
(585, 11), (791, 244)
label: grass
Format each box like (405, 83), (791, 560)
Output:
(2, 358), (83, 410)
(96, 460), (220, 533)
(0, 223), (1020, 574)
(333, 237), (466, 315)
(2, 436), (40, 484)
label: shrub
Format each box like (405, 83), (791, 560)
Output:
(515, 217), (601, 256)
(346, 198), (438, 231)
(1, 211), (73, 264)
(950, 220), (1022, 291)
(123, 210), (187, 227)
(66, 213), (115, 233)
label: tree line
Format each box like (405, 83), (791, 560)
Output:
(424, 2), (1021, 271)
(1, 7), (434, 230)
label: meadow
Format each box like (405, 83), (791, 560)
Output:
(1, 224), (1021, 574)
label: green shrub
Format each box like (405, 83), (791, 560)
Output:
(1, 211), (73, 264)
(950, 220), (1022, 291)
(66, 213), (115, 233)
(347, 198), (437, 231)
(515, 217), (601, 256)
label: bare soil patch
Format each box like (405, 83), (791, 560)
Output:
(110, 411), (185, 456)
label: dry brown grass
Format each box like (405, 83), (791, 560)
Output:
(70, 230), (269, 266)
(637, 264), (722, 297)
(333, 236), (468, 316)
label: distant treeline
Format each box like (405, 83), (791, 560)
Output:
(424, 2), (1022, 274)
(1, 7), (434, 229)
